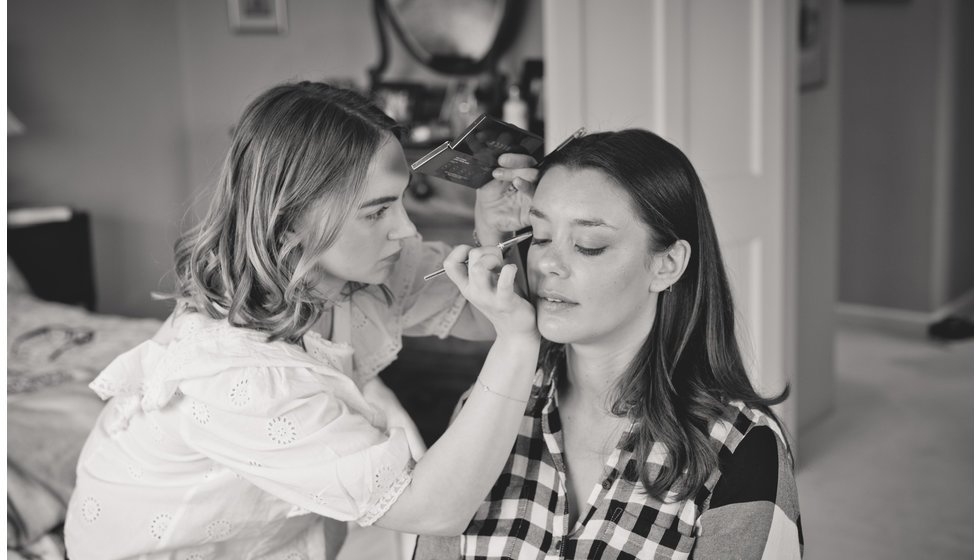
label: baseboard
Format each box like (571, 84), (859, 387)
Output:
(836, 290), (973, 335)
(932, 290), (975, 320)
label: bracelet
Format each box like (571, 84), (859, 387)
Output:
(477, 378), (527, 403)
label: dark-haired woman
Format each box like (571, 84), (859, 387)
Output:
(421, 129), (802, 559)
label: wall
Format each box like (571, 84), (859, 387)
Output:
(8, 0), (186, 319)
(174, 1), (381, 221)
(796, 0), (840, 435)
(8, 0), (542, 319)
(838, 0), (972, 316)
(945, 0), (973, 304)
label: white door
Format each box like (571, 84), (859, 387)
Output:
(543, 0), (799, 437)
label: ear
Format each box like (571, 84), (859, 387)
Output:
(649, 240), (691, 293)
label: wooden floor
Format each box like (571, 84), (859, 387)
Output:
(796, 324), (973, 559)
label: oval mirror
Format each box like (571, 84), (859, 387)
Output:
(370, 0), (526, 79)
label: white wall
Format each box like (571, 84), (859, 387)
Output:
(944, 0), (973, 304)
(838, 0), (972, 316)
(797, 0), (840, 435)
(174, 1), (381, 222)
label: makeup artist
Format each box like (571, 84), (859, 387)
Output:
(418, 129), (803, 559)
(65, 81), (544, 560)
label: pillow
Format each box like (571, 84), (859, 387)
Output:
(8, 256), (32, 294)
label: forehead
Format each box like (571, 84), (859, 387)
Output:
(361, 135), (410, 198)
(533, 166), (637, 224)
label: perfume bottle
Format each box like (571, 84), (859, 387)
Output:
(502, 84), (529, 130)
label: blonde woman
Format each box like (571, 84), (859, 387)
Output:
(64, 81), (539, 559)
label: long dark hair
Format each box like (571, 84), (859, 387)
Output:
(170, 81), (399, 344)
(537, 129), (789, 502)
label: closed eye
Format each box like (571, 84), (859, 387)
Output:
(576, 246), (606, 256)
(365, 206), (390, 221)
(531, 237), (606, 256)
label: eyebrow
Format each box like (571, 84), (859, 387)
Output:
(528, 207), (617, 229)
(358, 180), (412, 209)
(359, 195), (397, 209)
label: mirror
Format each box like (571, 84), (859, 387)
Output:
(369, 0), (526, 83)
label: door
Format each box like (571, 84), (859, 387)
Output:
(542, 0), (799, 437)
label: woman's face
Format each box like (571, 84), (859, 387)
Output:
(527, 166), (660, 347)
(314, 135), (417, 291)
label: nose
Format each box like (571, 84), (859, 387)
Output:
(387, 203), (417, 241)
(532, 243), (569, 278)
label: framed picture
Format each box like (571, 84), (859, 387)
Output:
(228, 0), (288, 34)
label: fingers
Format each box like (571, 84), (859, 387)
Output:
(467, 248), (503, 294)
(495, 263), (518, 298)
(442, 244), (473, 287)
(497, 153), (538, 169)
(492, 166), (540, 186)
(511, 176), (534, 194)
(444, 245), (506, 296)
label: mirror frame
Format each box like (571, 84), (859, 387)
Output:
(369, 0), (526, 84)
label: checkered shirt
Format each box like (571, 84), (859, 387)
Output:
(458, 369), (802, 560)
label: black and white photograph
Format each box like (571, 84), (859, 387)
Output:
(6, 1), (973, 559)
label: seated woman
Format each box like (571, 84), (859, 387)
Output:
(419, 129), (802, 559)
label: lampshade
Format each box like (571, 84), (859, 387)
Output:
(8, 109), (25, 136)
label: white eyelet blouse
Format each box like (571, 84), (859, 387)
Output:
(64, 235), (470, 560)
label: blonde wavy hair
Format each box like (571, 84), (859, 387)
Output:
(170, 81), (400, 343)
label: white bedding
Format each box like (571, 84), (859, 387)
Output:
(7, 290), (162, 557)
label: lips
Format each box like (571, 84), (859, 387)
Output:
(535, 289), (577, 311)
(380, 250), (401, 266)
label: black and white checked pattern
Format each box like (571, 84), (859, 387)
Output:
(460, 369), (794, 560)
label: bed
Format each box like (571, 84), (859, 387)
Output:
(7, 209), (164, 559)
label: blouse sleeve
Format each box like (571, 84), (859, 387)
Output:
(393, 235), (492, 340)
(175, 364), (414, 527)
(693, 426), (803, 559)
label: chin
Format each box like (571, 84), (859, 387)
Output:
(536, 318), (579, 345)
(367, 264), (397, 285)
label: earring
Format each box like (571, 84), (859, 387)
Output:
(665, 284), (673, 293)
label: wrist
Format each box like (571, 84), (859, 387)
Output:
(492, 331), (540, 352)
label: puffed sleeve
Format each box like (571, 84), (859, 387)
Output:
(390, 235), (468, 338)
(175, 364), (414, 526)
(693, 427), (803, 559)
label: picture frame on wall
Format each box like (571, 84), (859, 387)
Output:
(228, 0), (287, 34)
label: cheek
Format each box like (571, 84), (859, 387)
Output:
(338, 223), (384, 253)
(318, 225), (379, 272)
(579, 262), (653, 316)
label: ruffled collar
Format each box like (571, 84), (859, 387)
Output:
(89, 312), (357, 434)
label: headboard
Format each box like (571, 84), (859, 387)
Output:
(7, 207), (97, 310)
